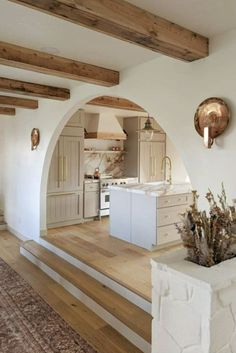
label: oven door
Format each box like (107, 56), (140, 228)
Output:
(100, 190), (110, 210)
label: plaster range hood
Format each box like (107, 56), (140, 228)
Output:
(84, 113), (127, 140)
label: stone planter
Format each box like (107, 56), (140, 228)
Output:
(151, 249), (236, 353)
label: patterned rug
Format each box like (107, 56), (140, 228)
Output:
(0, 258), (98, 353)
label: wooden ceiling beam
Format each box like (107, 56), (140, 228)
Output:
(9, 0), (209, 61)
(0, 41), (119, 87)
(88, 96), (146, 112)
(0, 77), (70, 100)
(0, 107), (16, 116)
(0, 95), (38, 109)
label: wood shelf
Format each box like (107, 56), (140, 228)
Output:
(84, 150), (126, 154)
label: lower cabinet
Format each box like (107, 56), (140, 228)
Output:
(110, 189), (192, 250)
(83, 182), (99, 219)
(47, 191), (83, 228)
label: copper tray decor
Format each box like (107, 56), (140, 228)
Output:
(194, 97), (230, 148)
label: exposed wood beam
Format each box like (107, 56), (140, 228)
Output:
(9, 0), (209, 61)
(0, 107), (16, 116)
(0, 41), (119, 87)
(0, 95), (38, 109)
(0, 77), (70, 100)
(88, 96), (146, 112)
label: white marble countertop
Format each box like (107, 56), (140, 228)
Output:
(109, 181), (192, 196)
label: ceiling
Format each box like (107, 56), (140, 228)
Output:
(0, 0), (158, 72)
(0, 0), (236, 98)
(127, 0), (236, 37)
(1, 0), (236, 75)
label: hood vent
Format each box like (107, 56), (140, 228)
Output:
(84, 113), (127, 140)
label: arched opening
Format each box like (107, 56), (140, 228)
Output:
(41, 94), (191, 233)
(38, 94), (192, 344)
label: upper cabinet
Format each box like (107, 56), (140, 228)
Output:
(139, 138), (166, 183)
(47, 129), (84, 193)
(47, 111), (84, 228)
(124, 117), (166, 183)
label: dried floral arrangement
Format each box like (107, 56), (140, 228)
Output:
(176, 184), (236, 267)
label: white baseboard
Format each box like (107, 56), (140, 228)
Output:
(7, 225), (31, 242)
(40, 229), (48, 237)
(21, 247), (151, 353)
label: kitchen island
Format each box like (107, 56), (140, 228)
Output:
(109, 182), (192, 250)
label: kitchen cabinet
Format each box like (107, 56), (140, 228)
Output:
(84, 182), (99, 219)
(124, 116), (166, 182)
(110, 186), (192, 250)
(47, 125), (84, 228)
(47, 191), (83, 226)
(47, 134), (84, 193)
(139, 139), (166, 183)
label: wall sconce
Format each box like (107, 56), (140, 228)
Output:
(31, 128), (40, 150)
(194, 97), (230, 148)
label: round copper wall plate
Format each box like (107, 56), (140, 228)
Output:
(194, 97), (230, 138)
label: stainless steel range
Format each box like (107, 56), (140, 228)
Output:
(99, 177), (138, 217)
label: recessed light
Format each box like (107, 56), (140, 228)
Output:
(40, 47), (60, 55)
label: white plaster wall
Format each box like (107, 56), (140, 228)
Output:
(166, 137), (189, 183)
(1, 27), (236, 240)
(116, 28), (236, 208)
(0, 84), (108, 239)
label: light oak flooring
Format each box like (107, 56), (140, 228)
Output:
(23, 240), (152, 343)
(45, 218), (181, 302)
(0, 230), (143, 353)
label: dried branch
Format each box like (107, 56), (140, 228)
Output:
(176, 184), (236, 267)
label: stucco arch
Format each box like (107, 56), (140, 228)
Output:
(40, 91), (190, 235)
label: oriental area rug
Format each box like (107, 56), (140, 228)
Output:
(0, 258), (98, 353)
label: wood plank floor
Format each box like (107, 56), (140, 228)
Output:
(0, 230), (143, 353)
(23, 240), (152, 343)
(45, 218), (181, 302)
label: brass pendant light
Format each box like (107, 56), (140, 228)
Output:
(137, 115), (161, 141)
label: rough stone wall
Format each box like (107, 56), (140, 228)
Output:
(152, 263), (236, 353)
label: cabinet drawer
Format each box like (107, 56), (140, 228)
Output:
(158, 193), (191, 209)
(158, 205), (187, 226)
(84, 183), (99, 192)
(157, 224), (180, 245)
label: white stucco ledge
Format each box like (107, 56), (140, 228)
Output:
(151, 249), (236, 353)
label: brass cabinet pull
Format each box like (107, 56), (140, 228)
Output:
(63, 156), (67, 181)
(59, 156), (63, 185)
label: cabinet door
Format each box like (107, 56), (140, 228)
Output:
(84, 191), (99, 218)
(47, 192), (83, 226)
(139, 141), (165, 182)
(62, 136), (84, 191)
(139, 141), (150, 183)
(150, 141), (165, 181)
(47, 139), (64, 193)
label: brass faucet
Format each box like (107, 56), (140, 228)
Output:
(161, 156), (172, 184)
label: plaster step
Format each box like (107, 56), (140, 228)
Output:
(0, 215), (4, 222)
(39, 237), (151, 314)
(21, 240), (152, 353)
(0, 222), (7, 231)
